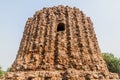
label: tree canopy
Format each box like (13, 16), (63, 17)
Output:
(0, 66), (5, 77)
(102, 53), (120, 77)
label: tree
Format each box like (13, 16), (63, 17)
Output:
(102, 53), (120, 77)
(0, 66), (5, 77)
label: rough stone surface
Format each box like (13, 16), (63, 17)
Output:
(0, 5), (119, 80)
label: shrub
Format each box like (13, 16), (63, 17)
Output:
(102, 53), (120, 77)
(0, 66), (5, 77)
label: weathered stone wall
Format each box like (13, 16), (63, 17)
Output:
(0, 5), (119, 80)
(1, 69), (119, 80)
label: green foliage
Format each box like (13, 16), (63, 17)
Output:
(102, 53), (120, 77)
(0, 66), (5, 77)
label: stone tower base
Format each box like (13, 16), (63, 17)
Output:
(1, 69), (119, 80)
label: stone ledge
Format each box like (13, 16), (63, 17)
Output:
(0, 69), (119, 80)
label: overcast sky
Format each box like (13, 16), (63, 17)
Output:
(0, 0), (120, 70)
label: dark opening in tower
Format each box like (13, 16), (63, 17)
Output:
(57, 23), (65, 32)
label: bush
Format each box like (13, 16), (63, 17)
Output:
(102, 53), (120, 77)
(0, 66), (5, 77)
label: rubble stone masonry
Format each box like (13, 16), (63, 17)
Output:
(0, 5), (119, 80)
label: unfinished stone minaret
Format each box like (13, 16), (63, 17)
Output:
(1, 5), (119, 80)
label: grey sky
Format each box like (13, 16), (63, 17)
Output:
(0, 0), (120, 70)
